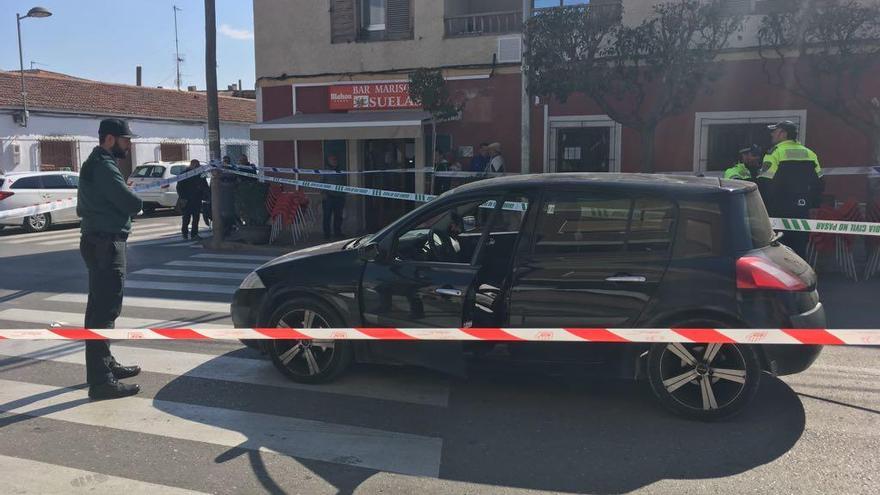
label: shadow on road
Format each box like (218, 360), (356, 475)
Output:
(153, 354), (806, 495)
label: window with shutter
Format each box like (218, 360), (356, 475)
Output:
(384, 0), (412, 41)
(331, 0), (357, 44)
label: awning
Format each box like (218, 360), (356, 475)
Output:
(250, 110), (431, 141)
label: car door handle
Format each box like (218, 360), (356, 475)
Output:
(605, 275), (647, 283)
(435, 287), (463, 297)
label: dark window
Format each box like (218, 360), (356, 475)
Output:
(673, 201), (724, 258)
(706, 123), (772, 172)
(10, 176), (42, 189)
(535, 193), (675, 255)
(131, 166), (153, 178)
(170, 165), (187, 176)
(332, 0), (412, 43)
(745, 190), (774, 248)
(64, 175), (79, 188)
(160, 143), (186, 162)
(150, 166), (167, 178)
(41, 174), (72, 189)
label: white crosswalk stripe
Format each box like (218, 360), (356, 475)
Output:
(165, 260), (259, 270)
(0, 379), (444, 477)
(192, 253), (276, 262)
(124, 280), (237, 294)
(1, 455), (210, 495)
(0, 308), (230, 330)
(132, 268), (247, 281)
(45, 293), (231, 314)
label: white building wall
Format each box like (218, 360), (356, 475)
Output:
(0, 111), (255, 174)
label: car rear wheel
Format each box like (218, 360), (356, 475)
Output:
(22, 213), (51, 233)
(266, 297), (352, 384)
(647, 324), (761, 421)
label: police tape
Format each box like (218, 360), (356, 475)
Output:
(223, 163), (505, 178)
(0, 327), (878, 345)
(0, 165), (211, 221)
(770, 218), (880, 237)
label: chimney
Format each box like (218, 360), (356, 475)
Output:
(238, 79), (242, 91)
(136, 66), (142, 86)
(187, 85), (197, 92)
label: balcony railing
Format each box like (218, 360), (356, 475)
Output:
(444, 10), (523, 38)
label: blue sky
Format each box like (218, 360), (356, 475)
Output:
(2, 0), (255, 90)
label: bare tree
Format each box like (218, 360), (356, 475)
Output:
(408, 68), (463, 165)
(526, 1), (740, 172)
(757, 0), (880, 163)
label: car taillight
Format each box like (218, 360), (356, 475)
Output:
(126, 180), (133, 187)
(736, 256), (807, 291)
(0, 191), (13, 200)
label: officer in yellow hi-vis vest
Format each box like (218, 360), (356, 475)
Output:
(758, 120), (824, 257)
(724, 144), (763, 182)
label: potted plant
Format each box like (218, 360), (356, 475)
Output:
(233, 179), (271, 244)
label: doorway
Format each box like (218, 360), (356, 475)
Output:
(363, 139), (416, 232)
(547, 115), (621, 173)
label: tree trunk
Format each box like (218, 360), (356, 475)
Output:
(640, 126), (657, 174)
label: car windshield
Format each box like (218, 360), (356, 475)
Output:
(131, 166), (153, 178)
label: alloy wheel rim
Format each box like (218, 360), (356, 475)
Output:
(659, 342), (748, 412)
(29, 214), (47, 230)
(273, 309), (335, 377)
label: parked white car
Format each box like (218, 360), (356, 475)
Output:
(127, 161), (190, 214)
(0, 171), (80, 232)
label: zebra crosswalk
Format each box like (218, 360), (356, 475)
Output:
(0, 248), (453, 492)
(0, 216), (203, 252)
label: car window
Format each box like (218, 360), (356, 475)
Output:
(673, 201), (724, 258)
(10, 176), (42, 189)
(745, 190), (773, 248)
(131, 166), (153, 178)
(64, 175), (79, 188)
(170, 165), (187, 176)
(535, 195), (631, 254)
(41, 174), (71, 189)
(150, 166), (167, 178)
(535, 193), (675, 256)
(394, 198), (496, 263)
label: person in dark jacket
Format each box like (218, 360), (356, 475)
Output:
(322, 154), (346, 240)
(76, 118), (143, 400)
(176, 159), (209, 239)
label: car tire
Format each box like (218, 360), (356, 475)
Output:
(646, 321), (761, 421)
(265, 297), (353, 384)
(142, 204), (156, 215)
(22, 213), (51, 233)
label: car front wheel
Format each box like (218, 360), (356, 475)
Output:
(23, 213), (51, 233)
(647, 334), (761, 421)
(266, 297), (352, 384)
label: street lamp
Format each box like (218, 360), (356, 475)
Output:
(16, 6), (53, 127)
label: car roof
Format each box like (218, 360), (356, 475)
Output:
(2, 170), (77, 177)
(136, 161), (190, 167)
(451, 173), (754, 197)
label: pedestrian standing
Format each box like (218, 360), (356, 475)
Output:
(486, 142), (505, 175)
(724, 145), (763, 182)
(758, 120), (824, 258)
(433, 149), (452, 195)
(176, 159), (209, 239)
(470, 142), (490, 173)
(322, 154), (346, 240)
(76, 118), (143, 400)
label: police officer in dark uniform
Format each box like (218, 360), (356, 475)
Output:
(77, 119), (144, 400)
(758, 120), (824, 258)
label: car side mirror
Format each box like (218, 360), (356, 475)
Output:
(358, 242), (383, 262)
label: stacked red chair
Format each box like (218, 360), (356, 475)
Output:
(266, 185), (315, 244)
(807, 200), (863, 281)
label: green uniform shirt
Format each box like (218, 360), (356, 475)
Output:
(77, 146), (143, 234)
(760, 140), (822, 179)
(723, 163), (756, 180)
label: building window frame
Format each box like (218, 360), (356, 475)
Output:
(545, 114), (622, 173)
(692, 109), (807, 176)
(362, 0), (387, 31)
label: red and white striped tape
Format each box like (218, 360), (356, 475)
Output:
(1, 327), (878, 345)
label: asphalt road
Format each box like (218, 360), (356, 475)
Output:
(0, 214), (877, 494)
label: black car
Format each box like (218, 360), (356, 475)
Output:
(232, 174), (825, 420)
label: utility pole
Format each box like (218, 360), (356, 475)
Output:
(205, 0), (224, 248)
(520, 0), (531, 174)
(174, 5), (183, 91)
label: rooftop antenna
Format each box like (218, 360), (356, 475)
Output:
(173, 5), (183, 90)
